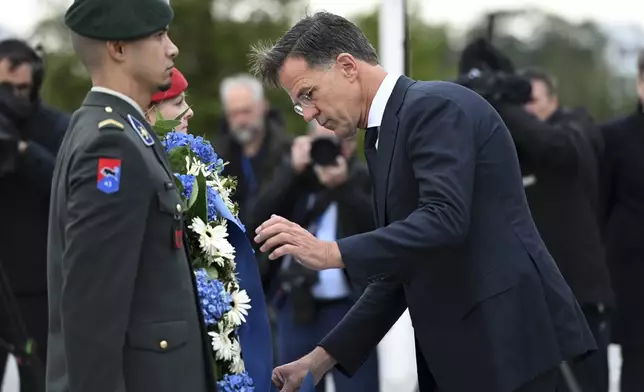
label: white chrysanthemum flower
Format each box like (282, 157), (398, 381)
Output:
(189, 219), (235, 267)
(229, 340), (245, 374)
(188, 217), (208, 237)
(207, 175), (233, 208)
(226, 289), (251, 326)
(185, 156), (212, 177)
(208, 329), (238, 361)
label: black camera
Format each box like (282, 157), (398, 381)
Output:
(310, 137), (341, 166)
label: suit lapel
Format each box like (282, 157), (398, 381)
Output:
(372, 76), (416, 226)
(82, 91), (175, 181)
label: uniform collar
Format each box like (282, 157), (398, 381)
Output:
(90, 86), (146, 119)
(367, 73), (400, 129)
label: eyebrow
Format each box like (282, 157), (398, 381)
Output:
(295, 85), (312, 98)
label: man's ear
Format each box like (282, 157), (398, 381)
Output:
(105, 41), (126, 63)
(336, 53), (358, 82)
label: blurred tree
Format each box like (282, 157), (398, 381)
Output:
(464, 9), (637, 121)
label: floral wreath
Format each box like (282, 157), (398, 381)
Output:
(152, 111), (254, 391)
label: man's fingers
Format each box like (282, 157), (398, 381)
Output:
(254, 222), (290, 244)
(255, 215), (292, 235)
(270, 244), (298, 261)
(272, 369), (285, 389)
(281, 377), (301, 392)
(259, 232), (292, 253)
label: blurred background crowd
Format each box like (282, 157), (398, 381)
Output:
(1, 0), (644, 392)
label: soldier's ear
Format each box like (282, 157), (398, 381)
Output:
(105, 41), (126, 63)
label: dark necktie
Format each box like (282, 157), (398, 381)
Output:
(365, 126), (379, 150)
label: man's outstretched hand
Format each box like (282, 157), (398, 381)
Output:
(272, 347), (337, 392)
(254, 215), (344, 270)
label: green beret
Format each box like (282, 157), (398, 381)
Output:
(64, 0), (174, 41)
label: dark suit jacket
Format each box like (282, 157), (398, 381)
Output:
(600, 103), (644, 346)
(319, 77), (595, 392)
(496, 104), (614, 307)
(46, 92), (215, 392)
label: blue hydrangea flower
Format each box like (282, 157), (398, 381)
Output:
(195, 269), (233, 326)
(175, 174), (196, 200)
(163, 131), (194, 152)
(217, 372), (255, 392)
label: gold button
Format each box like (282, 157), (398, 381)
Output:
(176, 204), (182, 213)
(105, 106), (113, 113)
(159, 340), (168, 349)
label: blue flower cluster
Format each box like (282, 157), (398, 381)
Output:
(217, 372), (255, 392)
(195, 269), (233, 326)
(175, 174), (196, 200)
(163, 131), (224, 173)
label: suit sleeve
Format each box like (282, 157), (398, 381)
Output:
(17, 141), (57, 196)
(337, 96), (476, 278)
(61, 128), (150, 392)
(318, 281), (407, 376)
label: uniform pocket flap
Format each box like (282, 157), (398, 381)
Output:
(127, 320), (188, 353)
(157, 190), (183, 215)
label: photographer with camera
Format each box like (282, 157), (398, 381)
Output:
(250, 121), (379, 391)
(457, 39), (613, 392)
(0, 38), (70, 377)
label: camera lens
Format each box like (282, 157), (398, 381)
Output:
(310, 138), (341, 166)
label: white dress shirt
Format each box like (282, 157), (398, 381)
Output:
(367, 72), (400, 150)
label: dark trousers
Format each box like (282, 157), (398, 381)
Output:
(620, 345), (644, 392)
(276, 297), (380, 392)
(556, 304), (610, 392)
(516, 367), (558, 392)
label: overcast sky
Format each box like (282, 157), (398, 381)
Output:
(0, 0), (643, 37)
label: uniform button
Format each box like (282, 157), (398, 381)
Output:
(105, 106), (113, 113)
(159, 340), (168, 349)
(176, 204), (182, 213)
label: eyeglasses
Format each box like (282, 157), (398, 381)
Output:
(292, 61), (335, 116)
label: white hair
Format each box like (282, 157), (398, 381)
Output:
(219, 73), (264, 106)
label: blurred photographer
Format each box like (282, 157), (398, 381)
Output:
(0, 38), (70, 369)
(457, 39), (613, 392)
(250, 121), (379, 391)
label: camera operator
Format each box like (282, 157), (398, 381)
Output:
(0, 38), (70, 367)
(250, 121), (379, 391)
(474, 64), (613, 392)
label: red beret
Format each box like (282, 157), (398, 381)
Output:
(151, 67), (188, 103)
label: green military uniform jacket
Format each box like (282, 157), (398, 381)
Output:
(46, 90), (216, 392)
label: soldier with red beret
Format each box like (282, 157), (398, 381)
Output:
(146, 67), (194, 134)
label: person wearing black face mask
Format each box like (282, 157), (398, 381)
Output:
(0, 38), (70, 376)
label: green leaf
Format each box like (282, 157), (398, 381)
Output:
(175, 107), (191, 121)
(167, 146), (190, 172)
(189, 172), (209, 223)
(188, 174), (199, 208)
(205, 267), (219, 279)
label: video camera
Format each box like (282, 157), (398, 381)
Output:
(454, 38), (532, 106)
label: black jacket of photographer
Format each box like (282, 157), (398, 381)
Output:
(495, 103), (614, 307)
(250, 151), (374, 301)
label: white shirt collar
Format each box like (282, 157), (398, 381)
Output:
(367, 73), (400, 129)
(90, 86), (146, 119)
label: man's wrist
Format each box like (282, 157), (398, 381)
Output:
(324, 241), (344, 269)
(307, 346), (337, 383)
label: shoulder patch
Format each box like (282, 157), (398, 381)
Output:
(126, 114), (155, 147)
(98, 119), (125, 130)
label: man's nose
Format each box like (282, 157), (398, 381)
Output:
(167, 37), (179, 59)
(302, 107), (318, 122)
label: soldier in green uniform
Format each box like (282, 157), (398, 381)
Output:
(46, 1), (216, 391)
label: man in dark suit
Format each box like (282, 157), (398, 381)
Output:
(46, 1), (216, 391)
(599, 51), (644, 392)
(250, 12), (596, 392)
